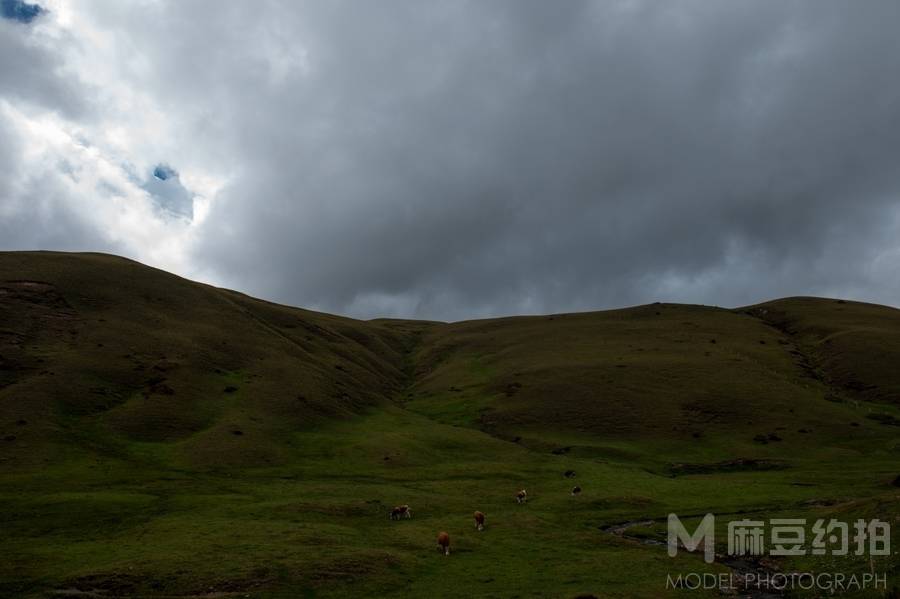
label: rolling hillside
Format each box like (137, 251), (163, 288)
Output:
(0, 251), (422, 471)
(1, 252), (898, 598)
(406, 297), (900, 466)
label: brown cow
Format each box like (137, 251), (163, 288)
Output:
(390, 504), (411, 520)
(474, 510), (485, 531)
(515, 489), (527, 504)
(437, 531), (450, 555)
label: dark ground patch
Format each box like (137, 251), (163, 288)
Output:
(667, 458), (787, 477)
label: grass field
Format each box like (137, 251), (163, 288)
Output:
(1, 252), (898, 597)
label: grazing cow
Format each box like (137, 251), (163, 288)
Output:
(564, 470), (576, 478)
(390, 504), (411, 520)
(437, 531), (451, 555)
(571, 486), (582, 496)
(474, 511), (485, 531)
(515, 489), (528, 504)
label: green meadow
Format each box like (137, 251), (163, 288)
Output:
(1, 252), (898, 597)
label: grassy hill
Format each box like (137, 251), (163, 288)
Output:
(1, 252), (898, 597)
(0, 251), (418, 471)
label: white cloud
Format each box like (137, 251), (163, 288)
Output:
(0, 2), (224, 283)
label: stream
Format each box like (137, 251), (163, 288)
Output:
(601, 519), (786, 598)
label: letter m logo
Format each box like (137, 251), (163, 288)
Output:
(668, 513), (715, 563)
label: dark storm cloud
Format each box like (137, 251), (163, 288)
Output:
(186, 0), (900, 318)
(2, 1), (900, 319)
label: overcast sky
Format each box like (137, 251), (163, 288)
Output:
(2, 1), (899, 320)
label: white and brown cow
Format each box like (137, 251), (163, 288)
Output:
(474, 510), (485, 531)
(389, 504), (411, 520)
(515, 489), (528, 504)
(437, 531), (451, 555)
(571, 486), (582, 496)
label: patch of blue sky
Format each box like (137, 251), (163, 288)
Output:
(1, 0), (43, 24)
